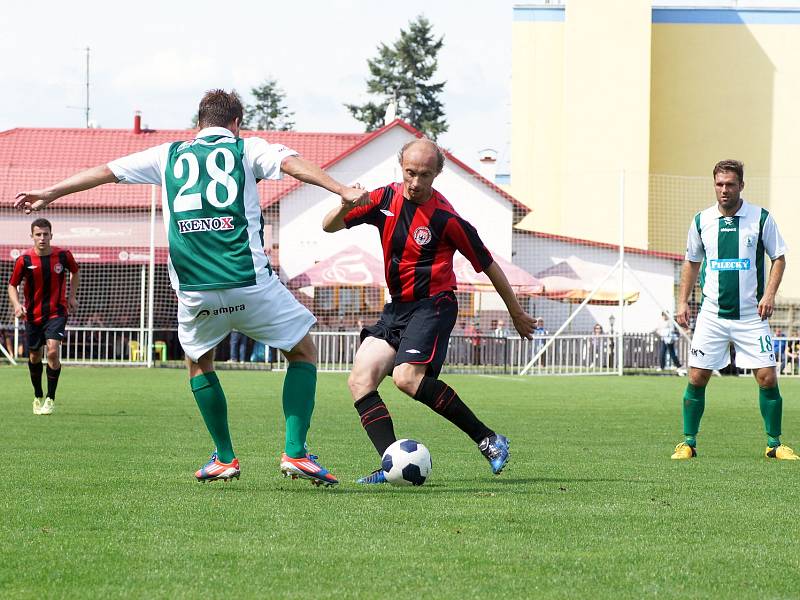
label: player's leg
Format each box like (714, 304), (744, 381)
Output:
(176, 289), (239, 481)
(731, 317), (798, 460)
(25, 322), (45, 413)
(393, 293), (508, 474)
(672, 311), (729, 459)
(233, 276), (336, 485)
(349, 336), (398, 455)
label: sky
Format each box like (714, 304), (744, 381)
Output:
(0, 0), (516, 172)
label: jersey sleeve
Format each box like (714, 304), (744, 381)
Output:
(447, 216), (494, 273)
(245, 137), (299, 181)
(108, 143), (168, 185)
(685, 213), (705, 262)
(8, 256), (24, 286)
(762, 213), (788, 260)
(343, 186), (389, 228)
(64, 250), (79, 273)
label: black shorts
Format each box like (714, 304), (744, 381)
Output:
(25, 316), (67, 351)
(361, 291), (458, 377)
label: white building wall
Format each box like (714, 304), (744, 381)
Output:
(513, 231), (679, 333)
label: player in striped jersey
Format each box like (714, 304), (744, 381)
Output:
(7, 218), (80, 415)
(13, 90), (369, 485)
(323, 139), (536, 483)
(672, 160), (798, 460)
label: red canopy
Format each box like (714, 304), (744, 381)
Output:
(453, 254), (543, 295)
(287, 246), (386, 288)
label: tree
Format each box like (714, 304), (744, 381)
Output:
(243, 78), (295, 131)
(346, 15), (447, 139)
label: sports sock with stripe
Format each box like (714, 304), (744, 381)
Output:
(190, 371), (235, 463)
(682, 382), (706, 447)
(282, 361), (316, 459)
(414, 376), (493, 443)
(759, 385), (782, 448)
(46, 365), (61, 400)
(354, 391), (396, 457)
(28, 361), (43, 398)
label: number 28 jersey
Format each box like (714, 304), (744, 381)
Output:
(108, 127), (297, 291)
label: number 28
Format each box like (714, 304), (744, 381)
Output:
(173, 148), (239, 213)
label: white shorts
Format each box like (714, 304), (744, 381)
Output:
(688, 310), (776, 370)
(176, 274), (316, 362)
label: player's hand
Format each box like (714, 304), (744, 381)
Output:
(68, 297), (79, 313)
(511, 311), (536, 340)
(758, 295), (775, 320)
(340, 184), (369, 207)
(13, 305), (26, 319)
(675, 302), (690, 328)
(14, 190), (55, 214)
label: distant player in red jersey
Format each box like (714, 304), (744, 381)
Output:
(7, 218), (80, 415)
(323, 139), (536, 483)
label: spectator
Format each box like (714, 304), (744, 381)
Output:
(773, 328), (787, 375)
(493, 319), (509, 338)
(228, 330), (249, 363)
(587, 324), (607, 369)
(533, 317), (548, 367)
(655, 311), (686, 375)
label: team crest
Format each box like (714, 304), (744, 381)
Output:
(413, 226), (432, 246)
(744, 235), (755, 248)
(54, 263), (63, 274)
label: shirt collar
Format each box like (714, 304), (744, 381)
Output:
(716, 198), (749, 218)
(195, 127), (235, 139)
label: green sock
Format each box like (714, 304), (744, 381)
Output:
(191, 372), (235, 463)
(283, 362), (317, 459)
(682, 383), (706, 446)
(759, 386), (782, 448)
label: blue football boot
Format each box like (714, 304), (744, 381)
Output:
(479, 433), (510, 474)
(356, 468), (387, 484)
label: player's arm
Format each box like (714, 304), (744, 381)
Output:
(484, 261), (535, 340)
(281, 156), (367, 206)
(14, 165), (119, 214)
(758, 255), (785, 320)
(323, 198), (359, 232)
(68, 270), (81, 313)
(7, 284), (25, 318)
(676, 260), (702, 328)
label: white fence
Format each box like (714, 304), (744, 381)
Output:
(6, 327), (796, 376)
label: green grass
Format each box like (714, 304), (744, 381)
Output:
(2, 367), (800, 599)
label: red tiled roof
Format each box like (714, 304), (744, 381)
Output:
(0, 127), (367, 210)
(0, 120), (530, 216)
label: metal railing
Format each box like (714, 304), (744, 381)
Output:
(5, 327), (798, 377)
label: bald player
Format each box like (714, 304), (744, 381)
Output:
(323, 138), (537, 483)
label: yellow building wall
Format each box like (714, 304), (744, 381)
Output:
(512, 1), (652, 249)
(649, 12), (800, 298)
(511, 10), (564, 229)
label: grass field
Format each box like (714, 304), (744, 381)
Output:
(2, 367), (800, 599)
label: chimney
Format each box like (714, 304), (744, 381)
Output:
(477, 148), (498, 182)
(133, 111), (142, 134)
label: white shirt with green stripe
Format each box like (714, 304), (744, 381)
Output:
(108, 127), (297, 292)
(686, 199), (786, 320)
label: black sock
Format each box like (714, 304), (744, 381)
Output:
(28, 361), (44, 398)
(354, 391), (397, 457)
(414, 376), (493, 443)
(46, 365), (61, 400)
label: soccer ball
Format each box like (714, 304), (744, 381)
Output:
(381, 439), (432, 486)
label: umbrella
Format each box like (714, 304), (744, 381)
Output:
(535, 257), (639, 305)
(287, 246), (386, 288)
(453, 253), (543, 295)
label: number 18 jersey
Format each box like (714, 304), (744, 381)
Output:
(108, 127), (297, 291)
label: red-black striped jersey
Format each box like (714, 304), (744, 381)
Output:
(344, 182), (493, 301)
(8, 247), (79, 326)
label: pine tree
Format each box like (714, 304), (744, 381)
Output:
(243, 78), (295, 131)
(346, 15), (447, 139)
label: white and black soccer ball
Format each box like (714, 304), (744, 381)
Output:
(381, 439), (432, 486)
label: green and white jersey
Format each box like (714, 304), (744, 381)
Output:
(108, 127), (297, 291)
(686, 199), (787, 320)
